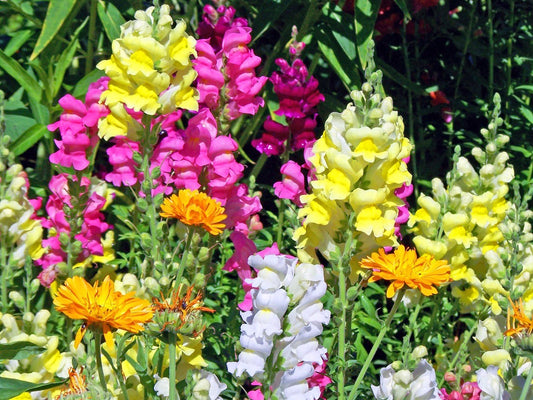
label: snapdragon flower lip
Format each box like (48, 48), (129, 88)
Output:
(53, 276), (153, 349)
(360, 245), (451, 298)
(160, 189), (227, 235)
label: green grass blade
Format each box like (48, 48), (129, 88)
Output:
(0, 49), (43, 102)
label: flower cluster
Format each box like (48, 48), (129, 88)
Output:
(252, 33), (324, 156)
(294, 67), (412, 279)
(97, 5), (198, 140)
(195, 4), (267, 122)
(227, 254), (330, 399)
(408, 96), (532, 314)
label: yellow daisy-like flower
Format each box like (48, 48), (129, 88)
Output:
(53, 276), (153, 349)
(160, 189), (227, 235)
(505, 297), (533, 337)
(360, 245), (451, 298)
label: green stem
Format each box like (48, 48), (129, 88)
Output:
(519, 358), (533, 400)
(94, 332), (108, 392)
(0, 243), (8, 313)
(438, 318), (478, 387)
(348, 289), (405, 400)
(168, 333), (180, 400)
(487, 0), (494, 101)
(336, 214), (356, 399)
(174, 227), (195, 287)
(86, 0), (98, 75)
(401, 19), (418, 198)
(249, 153), (268, 183)
(453, 0), (477, 101)
(402, 300), (422, 366)
(505, 0), (515, 122)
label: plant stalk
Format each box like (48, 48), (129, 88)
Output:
(348, 289), (405, 400)
(168, 332), (180, 400)
(94, 332), (108, 392)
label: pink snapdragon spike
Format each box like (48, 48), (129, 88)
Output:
(274, 160), (307, 207)
(48, 77), (109, 170)
(195, 5), (267, 121)
(36, 174), (112, 286)
(252, 35), (324, 156)
(105, 137), (143, 187)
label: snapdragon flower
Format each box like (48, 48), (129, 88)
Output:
(372, 360), (440, 400)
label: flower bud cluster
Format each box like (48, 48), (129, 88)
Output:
(97, 4), (198, 140)
(227, 254), (330, 399)
(294, 69), (412, 279)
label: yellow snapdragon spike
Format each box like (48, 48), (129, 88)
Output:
(97, 4), (198, 139)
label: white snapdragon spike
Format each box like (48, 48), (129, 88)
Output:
(476, 366), (510, 400)
(228, 255), (330, 400)
(227, 255), (296, 379)
(372, 360), (440, 400)
(274, 263), (331, 400)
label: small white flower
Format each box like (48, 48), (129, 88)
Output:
(476, 366), (510, 400)
(154, 374), (170, 397)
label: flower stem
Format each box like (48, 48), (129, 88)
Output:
(519, 358), (533, 400)
(174, 227), (195, 288)
(168, 333), (180, 400)
(348, 289), (405, 400)
(336, 214), (356, 399)
(94, 332), (108, 392)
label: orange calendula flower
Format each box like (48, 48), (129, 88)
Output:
(54, 276), (153, 349)
(360, 245), (451, 298)
(55, 367), (87, 399)
(505, 297), (533, 337)
(160, 189), (227, 235)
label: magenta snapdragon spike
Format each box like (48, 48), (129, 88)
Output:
(36, 174), (112, 286)
(252, 39), (324, 156)
(48, 78), (109, 170)
(195, 4), (267, 121)
(393, 156), (414, 240)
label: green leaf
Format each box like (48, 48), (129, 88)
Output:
(10, 124), (48, 156)
(515, 85), (533, 92)
(71, 69), (105, 99)
(393, 0), (411, 20)
(354, 0), (380, 68)
(3, 99), (37, 142)
(0, 377), (67, 400)
(251, 0), (294, 43)
(375, 55), (426, 96)
(4, 30), (33, 57)
(97, 0), (126, 43)
(0, 49), (43, 102)
(0, 342), (45, 360)
(30, 0), (79, 60)
(52, 17), (88, 97)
